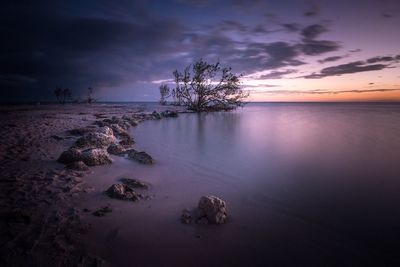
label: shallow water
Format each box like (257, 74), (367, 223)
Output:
(82, 103), (400, 266)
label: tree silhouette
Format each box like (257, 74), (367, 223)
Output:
(171, 59), (248, 112)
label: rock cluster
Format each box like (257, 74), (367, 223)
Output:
(181, 195), (228, 225)
(58, 113), (162, 169)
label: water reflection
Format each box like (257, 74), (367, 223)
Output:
(127, 103), (400, 265)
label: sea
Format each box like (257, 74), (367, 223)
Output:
(83, 102), (400, 266)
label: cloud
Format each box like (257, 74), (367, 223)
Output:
(299, 39), (340, 55)
(366, 56), (397, 63)
(301, 24), (328, 39)
(305, 54), (399, 78)
(318, 55), (345, 64)
(304, 61), (388, 79)
(281, 23), (300, 32)
(257, 69), (298, 79)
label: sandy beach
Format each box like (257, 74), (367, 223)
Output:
(0, 103), (186, 266)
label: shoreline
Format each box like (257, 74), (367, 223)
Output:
(0, 103), (187, 266)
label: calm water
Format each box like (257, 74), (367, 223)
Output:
(84, 103), (400, 266)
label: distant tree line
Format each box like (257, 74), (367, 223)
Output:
(53, 87), (98, 104)
(159, 59), (248, 112)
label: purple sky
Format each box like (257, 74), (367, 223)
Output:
(1, 0), (399, 102)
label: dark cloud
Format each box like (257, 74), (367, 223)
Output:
(257, 69), (297, 79)
(299, 39), (340, 55)
(301, 24), (328, 39)
(0, 0), (188, 100)
(282, 23), (300, 32)
(318, 56), (345, 64)
(306, 54), (400, 78)
(297, 24), (340, 56)
(366, 56), (396, 63)
(304, 61), (389, 79)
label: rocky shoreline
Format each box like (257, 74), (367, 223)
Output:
(0, 104), (186, 266)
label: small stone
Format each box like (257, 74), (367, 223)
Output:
(181, 209), (193, 224)
(106, 184), (141, 201)
(152, 111), (162, 120)
(127, 149), (154, 164)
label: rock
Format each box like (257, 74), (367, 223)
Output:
(118, 132), (134, 146)
(97, 126), (114, 136)
(81, 148), (112, 166)
(75, 132), (117, 148)
(120, 178), (149, 189)
(181, 209), (193, 224)
(161, 110), (178, 118)
(110, 124), (126, 136)
(57, 148), (82, 164)
(127, 149), (154, 164)
(198, 196), (227, 224)
(122, 115), (139, 126)
(106, 183), (141, 201)
(151, 111), (162, 120)
(66, 161), (89, 171)
(107, 143), (125, 155)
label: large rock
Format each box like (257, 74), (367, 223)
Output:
(106, 183), (141, 201)
(57, 148), (82, 164)
(107, 143), (125, 155)
(81, 148), (112, 166)
(198, 196), (227, 224)
(120, 178), (149, 189)
(75, 132), (116, 148)
(127, 149), (154, 164)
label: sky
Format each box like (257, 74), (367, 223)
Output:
(1, 0), (400, 102)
